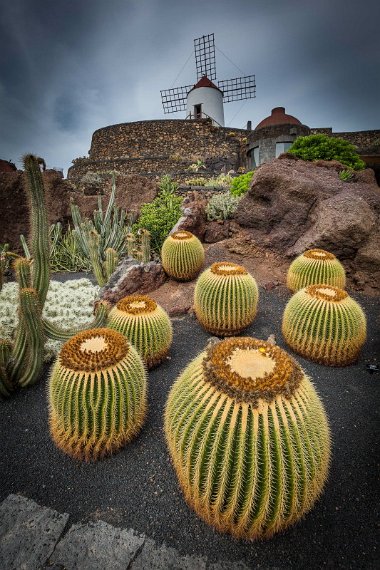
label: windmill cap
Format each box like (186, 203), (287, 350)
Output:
(189, 75), (223, 94)
(255, 107), (302, 130)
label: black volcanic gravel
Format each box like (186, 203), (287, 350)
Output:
(1, 285), (379, 569)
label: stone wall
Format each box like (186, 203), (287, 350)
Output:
(68, 119), (248, 182)
(311, 128), (380, 153)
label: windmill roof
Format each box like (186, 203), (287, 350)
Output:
(255, 107), (302, 130)
(189, 76), (223, 93)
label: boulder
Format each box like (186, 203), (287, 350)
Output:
(171, 191), (207, 240)
(204, 221), (230, 243)
(98, 258), (167, 305)
(234, 156), (380, 291)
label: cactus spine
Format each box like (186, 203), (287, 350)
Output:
(165, 337), (331, 540)
(194, 262), (259, 336)
(282, 284), (366, 366)
(49, 328), (147, 461)
(161, 231), (205, 281)
(287, 249), (346, 292)
(108, 295), (173, 368)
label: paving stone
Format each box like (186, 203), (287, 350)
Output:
(49, 520), (145, 570)
(130, 537), (207, 569)
(0, 494), (69, 570)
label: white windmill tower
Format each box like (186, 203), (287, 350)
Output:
(160, 34), (256, 127)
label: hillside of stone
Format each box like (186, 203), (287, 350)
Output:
(234, 155), (380, 292)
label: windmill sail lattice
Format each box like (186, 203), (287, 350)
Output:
(160, 33), (256, 117)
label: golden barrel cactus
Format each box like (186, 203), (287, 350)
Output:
(161, 230), (205, 281)
(165, 337), (331, 540)
(282, 284), (366, 366)
(49, 328), (147, 461)
(107, 295), (173, 368)
(194, 262), (259, 336)
(287, 249), (346, 292)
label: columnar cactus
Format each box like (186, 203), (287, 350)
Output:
(49, 328), (147, 461)
(108, 295), (172, 368)
(194, 262), (259, 336)
(287, 249), (346, 292)
(165, 337), (331, 540)
(282, 284), (366, 366)
(161, 231), (205, 281)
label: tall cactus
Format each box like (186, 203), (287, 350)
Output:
(165, 337), (331, 540)
(0, 155), (111, 398)
(282, 284), (366, 366)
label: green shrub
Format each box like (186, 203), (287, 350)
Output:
(184, 177), (207, 186)
(133, 176), (183, 253)
(339, 168), (355, 182)
(50, 223), (91, 272)
(288, 134), (366, 170)
(204, 173), (233, 188)
(230, 171), (254, 196)
(206, 192), (241, 221)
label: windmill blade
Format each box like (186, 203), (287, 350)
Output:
(218, 75), (256, 103)
(160, 85), (193, 113)
(194, 33), (216, 81)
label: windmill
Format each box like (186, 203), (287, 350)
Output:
(160, 33), (256, 127)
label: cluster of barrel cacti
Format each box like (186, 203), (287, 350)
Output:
(283, 249), (366, 366)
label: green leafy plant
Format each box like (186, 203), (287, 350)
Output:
(187, 159), (206, 172)
(133, 176), (183, 253)
(230, 171), (254, 196)
(206, 192), (241, 221)
(288, 134), (366, 170)
(339, 168), (355, 182)
(184, 177), (207, 186)
(204, 173), (233, 188)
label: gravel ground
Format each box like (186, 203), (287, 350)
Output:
(0, 285), (379, 569)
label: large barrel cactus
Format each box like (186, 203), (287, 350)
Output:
(287, 249), (346, 292)
(194, 262), (259, 336)
(165, 337), (331, 540)
(107, 295), (173, 368)
(161, 231), (205, 281)
(282, 284), (366, 366)
(49, 328), (147, 461)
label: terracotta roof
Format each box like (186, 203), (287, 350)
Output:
(255, 107), (302, 130)
(189, 76), (222, 93)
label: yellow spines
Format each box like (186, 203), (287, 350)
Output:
(49, 327), (147, 461)
(107, 295), (173, 368)
(287, 249), (346, 292)
(161, 231), (205, 281)
(165, 337), (331, 540)
(194, 262), (259, 336)
(282, 284), (367, 366)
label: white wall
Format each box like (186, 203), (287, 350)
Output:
(186, 86), (225, 127)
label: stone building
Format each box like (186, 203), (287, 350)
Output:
(68, 110), (380, 183)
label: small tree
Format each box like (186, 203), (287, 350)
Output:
(288, 134), (366, 170)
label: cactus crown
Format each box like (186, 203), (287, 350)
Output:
(116, 295), (157, 315)
(203, 337), (302, 406)
(210, 261), (248, 276)
(171, 230), (194, 241)
(59, 328), (128, 372)
(304, 249), (335, 260)
(306, 284), (348, 302)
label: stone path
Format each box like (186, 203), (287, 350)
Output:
(0, 495), (250, 570)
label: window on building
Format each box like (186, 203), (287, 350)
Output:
(275, 141), (293, 157)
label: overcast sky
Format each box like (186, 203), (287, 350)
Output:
(1, 0), (379, 175)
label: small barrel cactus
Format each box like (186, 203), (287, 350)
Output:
(287, 249), (346, 292)
(194, 262), (259, 336)
(161, 230), (205, 281)
(282, 284), (366, 366)
(165, 337), (331, 540)
(107, 295), (173, 368)
(49, 328), (147, 461)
